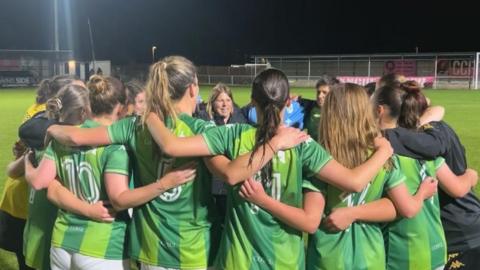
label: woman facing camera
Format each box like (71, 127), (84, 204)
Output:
(196, 83), (248, 228)
(197, 83), (247, 125)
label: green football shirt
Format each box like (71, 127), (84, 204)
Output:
(383, 156), (446, 270)
(305, 155), (405, 270)
(23, 150), (57, 270)
(202, 123), (332, 270)
(108, 114), (219, 269)
(45, 120), (130, 260)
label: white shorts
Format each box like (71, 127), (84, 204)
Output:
(141, 263), (215, 270)
(50, 247), (130, 270)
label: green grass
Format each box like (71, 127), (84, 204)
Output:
(1, 86), (479, 269)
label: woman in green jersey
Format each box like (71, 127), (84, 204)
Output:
(25, 78), (196, 270)
(372, 81), (478, 270)
(238, 83), (440, 270)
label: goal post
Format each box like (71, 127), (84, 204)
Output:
(474, 52), (479, 90)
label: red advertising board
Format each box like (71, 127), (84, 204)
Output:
(437, 60), (474, 76)
(384, 60), (417, 76)
(338, 76), (434, 87)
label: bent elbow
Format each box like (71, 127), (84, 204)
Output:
(110, 199), (128, 212)
(305, 224), (320, 234)
(46, 187), (56, 202)
(352, 186), (364, 193)
(70, 135), (85, 146)
(399, 208), (417, 219)
(304, 217), (321, 234)
(449, 188), (469, 199)
(161, 144), (178, 157)
(305, 227), (317, 234)
(349, 183), (365, 193)
(224, 175), (240, 186)
(30, 180), (47, 191)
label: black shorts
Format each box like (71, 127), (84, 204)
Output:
(0, 210), (26, 253)
(445, 246), (480, 270)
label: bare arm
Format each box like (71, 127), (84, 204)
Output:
(47, 180), (115, 222)
(49, 116), (210, 157)
(203, 126), (309, 185)
(46, 125), (111, 147)
(437, 164), (477, 198)
(324, 198), (396, 231)
(148, 110), (309, 160)
(146, 112), (211, 157)
(316, 137), (393, 193)
(203, 147), (277, 185)
(419, 105), (444, 126)
(24, 152), (57, 190)
(105, 162), (197, 211)
(203, 144), (278, 186)
(239, 178), (325, 234)
(7, 155), (25, 179)
(387, 179), (437, 218)
(324, 177), (438, 231)
(204, 156), (244, 185)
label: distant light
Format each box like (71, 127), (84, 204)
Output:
(68, 60), (76, 74)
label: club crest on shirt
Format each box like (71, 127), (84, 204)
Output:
(159, 186), (182, 202)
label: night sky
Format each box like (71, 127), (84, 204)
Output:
(0, 0), (477, 65)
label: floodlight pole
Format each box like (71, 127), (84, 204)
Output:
(368, 57), (371, 78)
(88, 18), (97, 72)
(475, 52), (479, 90)
(53, 0), (59, 75)
(152, 46), (157, 63)
(434, 56), (438, 89)
(53, 0), (59, 51)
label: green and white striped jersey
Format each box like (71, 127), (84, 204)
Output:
(45, 120), (130, 260)
(383, 156), (446, 270)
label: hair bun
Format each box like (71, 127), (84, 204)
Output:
(46, 97), (63, 119)
(400, 80), (421, 94)
(87, 75), (108, 94)
(43, 79), (51, 89)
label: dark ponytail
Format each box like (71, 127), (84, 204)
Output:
(248, 69), (289, 185)
(373, 80), (428, 130)
(398, 81), (428, 129)
(36, 79), (51, 103)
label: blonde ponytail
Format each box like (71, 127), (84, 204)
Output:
(142, 56), (197, 126)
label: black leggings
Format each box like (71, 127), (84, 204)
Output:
(445, 246), (480, 270)
(0, 210), (34, 270)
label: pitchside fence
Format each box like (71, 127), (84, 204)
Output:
(197, 52), (480, 89)
(0, 49), (73, 86)
(2, 51), (479, 89)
